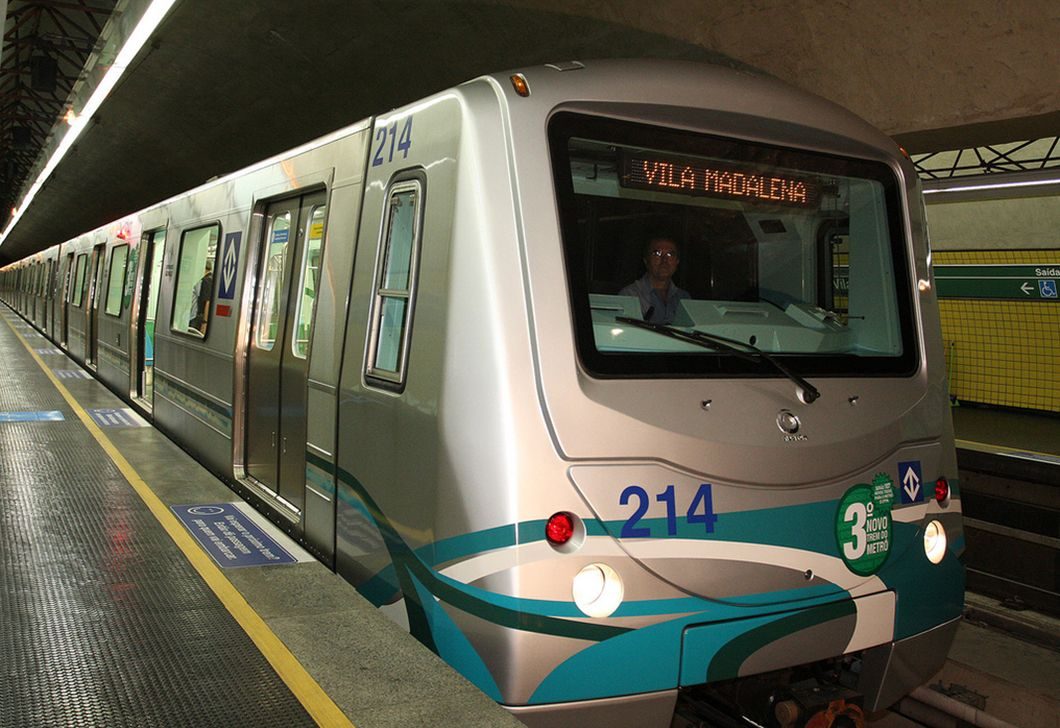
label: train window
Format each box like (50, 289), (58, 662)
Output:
(71, 254), (88, 307)
(171, 224), (219, 338)
(255, 211), (292, 351)
(549, 113), (916, 378)
(366, 178), (423, 387)
(291, 204), (327, 359)
(62, 253), (74, 302)
(145, 229), (167, 328)
(104, 245), (129, 316)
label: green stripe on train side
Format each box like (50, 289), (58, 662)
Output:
(154, 371), (233, 436)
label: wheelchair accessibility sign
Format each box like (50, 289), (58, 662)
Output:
(1040, 279), (1058, 299)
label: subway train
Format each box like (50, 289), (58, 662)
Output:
(1, 60), (964, 727)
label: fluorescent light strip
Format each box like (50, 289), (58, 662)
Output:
(922, 176), (1060, 195)
(0, 0), (178, 248)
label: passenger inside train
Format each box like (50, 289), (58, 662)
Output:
(188, 260), (214, 335)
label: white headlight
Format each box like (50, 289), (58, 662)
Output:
(572, 563), (624, 618)
(924, 519), (947, 564)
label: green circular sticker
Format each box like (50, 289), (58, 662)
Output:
(835, 475), (895, 575)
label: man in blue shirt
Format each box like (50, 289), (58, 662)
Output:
(619, 237), (689, 324)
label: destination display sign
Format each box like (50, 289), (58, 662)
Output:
(622, 153), (821, 208)
(934, 264), (1059, 301)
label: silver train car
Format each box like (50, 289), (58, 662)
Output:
(1, 60), (964, 727)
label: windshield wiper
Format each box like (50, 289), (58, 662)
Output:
(615, 317), (821, 404)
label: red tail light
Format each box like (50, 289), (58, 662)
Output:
(546, 512), (574, 545)
(934, 477), (950, 503)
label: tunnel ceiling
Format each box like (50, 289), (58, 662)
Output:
(0, 0), (1057, 263)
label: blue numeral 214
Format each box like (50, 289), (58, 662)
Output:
(619, 483), (717, 538)
(372, 117), (413, 167)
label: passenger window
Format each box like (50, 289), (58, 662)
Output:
(255, 212), (292, 351)
(291, 205), (327, 358)
(105, 245), (129, 316)
(171, 225), (220, 338)
(366, 179), (423, 385)
(71, 254), (88, 307)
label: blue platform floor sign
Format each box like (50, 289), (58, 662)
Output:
(0, 410), (64, 422)
(172, 503), (296, 568)
(54, 368), (91, 380)
(898, 460), (923, 504)
(88, 408), (149, 427)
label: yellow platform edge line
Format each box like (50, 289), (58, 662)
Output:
(5, 315), (354, 728)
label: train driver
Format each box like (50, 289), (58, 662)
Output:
(619, 236), (689, 324)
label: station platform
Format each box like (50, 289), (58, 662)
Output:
(0, 307), (521, 728)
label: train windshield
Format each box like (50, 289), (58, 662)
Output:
(549, 113), (917, 378)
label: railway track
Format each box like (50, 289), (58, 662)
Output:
(956, 443), (1060, 617)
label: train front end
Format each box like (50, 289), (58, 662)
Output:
(488, 62), (964, 727)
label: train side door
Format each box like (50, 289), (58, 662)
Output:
(134, 229), (166, 409)
(43, 259), (54, 335)
(59, 252), (74, 347)
(86, 244), (106, 367)
(30, 264), (39, 322)
(246, 191), (327, 513)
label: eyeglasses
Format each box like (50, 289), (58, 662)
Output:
(649, 250), (677, 260)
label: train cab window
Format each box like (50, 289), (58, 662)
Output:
(549, 113), (916, 379)
(255, 212), (292, 351)
(171, 224), (220, 338)
(104, 245), (129, 317)
(291, 204), (327, 358)
(366, 179), (423, 387)
(71, 254), (88, 307)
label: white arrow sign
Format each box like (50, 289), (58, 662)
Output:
(1021, 282), (1034, 295)
(223, 240), (238, 292)
(902, 466), (921, 501)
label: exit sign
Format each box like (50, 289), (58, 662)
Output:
(934, 264), (1059, 301)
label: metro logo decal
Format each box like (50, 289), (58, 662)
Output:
(218, 231), (241, 300)
(898, 460), (923, 504)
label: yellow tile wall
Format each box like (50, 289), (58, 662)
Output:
(934, 249), (1060, 413)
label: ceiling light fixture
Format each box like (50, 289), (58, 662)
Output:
(922, 177), (1060, 195)
(0, 0), (178, 248)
